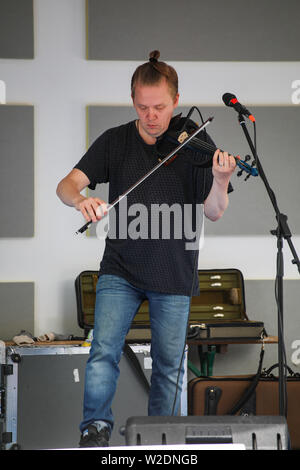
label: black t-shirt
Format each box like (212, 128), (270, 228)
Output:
(74, 119), (232, 296)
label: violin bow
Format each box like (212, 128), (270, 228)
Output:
(75, 116), (214, 235)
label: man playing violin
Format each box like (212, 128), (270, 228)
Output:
(56, 50), (236, 447)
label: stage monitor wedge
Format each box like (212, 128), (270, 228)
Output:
(125, 415), (289, 450)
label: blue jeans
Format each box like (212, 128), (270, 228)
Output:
(80, 274), (191, 433)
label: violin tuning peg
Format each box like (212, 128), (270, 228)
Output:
(244, 155), (251, 162)
(244, 174), (251, 181)
(237, 170), (244, 177)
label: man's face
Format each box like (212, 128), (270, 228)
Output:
(132, 79), (179, 144)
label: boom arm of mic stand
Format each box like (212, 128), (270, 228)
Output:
(237, 113), (300, 419)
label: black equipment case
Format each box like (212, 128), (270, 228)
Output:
(75, 268), (264, 342)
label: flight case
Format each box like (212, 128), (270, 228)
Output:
(1, 344), (155, 449)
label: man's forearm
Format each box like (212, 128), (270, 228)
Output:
(204, 178), (229, 221)
(56, 179), (86, 209)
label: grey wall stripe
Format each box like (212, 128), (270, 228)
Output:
(0, 282), (34, 341)
(0, 0), (34, 59)
(0, 105), (34, 237)
(87, 0), (300, 61)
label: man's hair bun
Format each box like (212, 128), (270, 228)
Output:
(149, 50), (160, 62)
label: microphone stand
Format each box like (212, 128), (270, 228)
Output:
(237, 113), (300, 418)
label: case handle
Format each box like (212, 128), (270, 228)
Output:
(263, 363), (299, 378)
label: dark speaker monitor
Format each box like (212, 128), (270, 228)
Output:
(125, 415), (289, 450)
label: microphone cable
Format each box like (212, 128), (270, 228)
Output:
(171, 106), (211, 416)
(171, 106), (210, 416)
(171, 236), (199, 416)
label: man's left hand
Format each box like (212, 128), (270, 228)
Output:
(212, 149), (236, 183)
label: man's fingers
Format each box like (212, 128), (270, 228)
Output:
(229, 155), (236, 168)
(214, 150), (236, 169)
(213, 149), (221, 166)
(79, 198), (107, 223)
(96, 202), (108, 219)
(80, 205), (92, 222)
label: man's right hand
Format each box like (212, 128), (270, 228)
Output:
(75, 196), (108, 223)
(56, 168), (108, 224)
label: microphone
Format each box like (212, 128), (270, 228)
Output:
(222, 93), (255, 122)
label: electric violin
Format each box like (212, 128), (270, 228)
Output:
(158, 108), (258, 179)
(76, 116), (213, 235)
